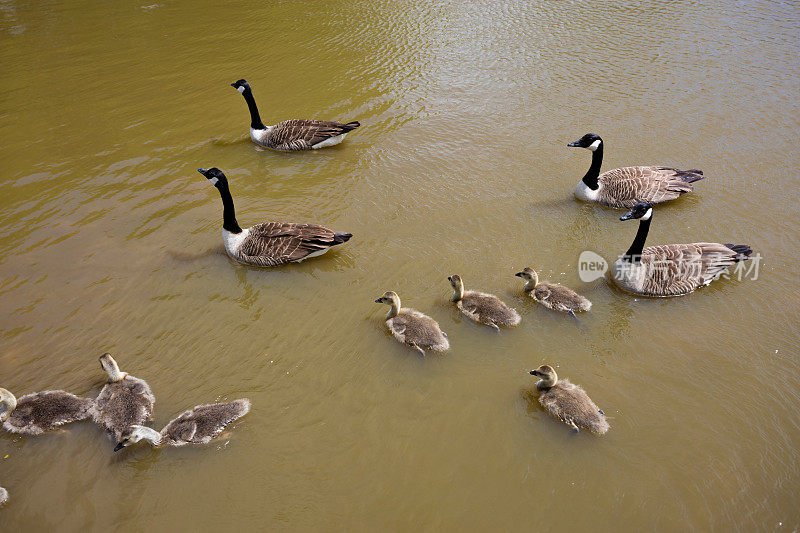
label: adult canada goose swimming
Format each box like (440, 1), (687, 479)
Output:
(614, 202), (753, 297)
(515, 267), (591, 317)
(0, 387), (93, 435)
(198, 167), (352, 267)
(567, 133), (704, 208)
(374, 291), (449, 356)
(447, 275), (521, 331)
(92, 354), (155, 442)
(231, 79), (360, 151)
(113, 399), (250, 451)
(529, 365), (609, 434)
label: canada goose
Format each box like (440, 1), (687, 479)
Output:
(0, 387), (93, 435)
(447, 275), (521, 331)
(0, 486), (7, 506)
(198, 167), (352, 266)
(529, 365), (609, 434)
(614, 202), (753, 296)
(515, 268), (591, 317)
(567, 133), (704, 208)
(113, 399), (250, 451)
(231, 79), (360, 151)
(374, 291), (449, 355)
(92, 354), (155, 441)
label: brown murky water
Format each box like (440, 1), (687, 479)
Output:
(1, 0), (799, 530)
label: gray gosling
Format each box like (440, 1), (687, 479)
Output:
(529, 365), (609, 435)
(0, 387), (93, 435)
(113, 399), (250, 451)
(375, 291), (449, 356)
(0, 486), (7, 506)
(515, 267), (591, 318)
(92, 354), (155, 442)
(448, 275), (521, 331)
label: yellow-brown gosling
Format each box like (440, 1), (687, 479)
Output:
(113, 399), (250, 450)
(92, 354), (155, 442)
(375, 291), (449, 356)
(0, 387), (93, 435)
(447, 275), (520, 331)
(529, 365), (609, 434)
(515, 267), (591, 317)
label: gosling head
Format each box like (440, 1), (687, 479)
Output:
(197, 167), (228, 188)
(230, 78), (251, 95)
(99, 353), (126, 383)
(374, 291), (400, 306)
(114, 425), (155, 451)
(515, 267), (539, 289)
(447, 275), (464, 301)
(620, 201), (653, 222)
(530, 364), (558, 388)
(567, 133), (603, 152)
(0, 388), (17, 422)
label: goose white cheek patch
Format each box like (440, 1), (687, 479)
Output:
(237, 86), (245, 94)
(642, 208), (653, 220)
(587, 139), (602, 151)
(209, 177), (219, 185)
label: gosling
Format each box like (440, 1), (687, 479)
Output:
(374, 291), (449, 356)
(447, 275), (521, 331)
(0, 387), (93, 435)
(113, 399), (250, 450)
(515, 267), (591, 317)
(0, 486), (7, 506)
(529, 365), (609, 434)
(92, 353), (155, 442)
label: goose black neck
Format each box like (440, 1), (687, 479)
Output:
(217, 184), (242, 234)
(623, 216), (651, 263)
(581, 145), (603, 190)
(242, 88), (265, 130)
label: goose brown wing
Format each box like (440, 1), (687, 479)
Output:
(640, 243), (739, 296)
(239, 222), (339, 266)
(7, 391), (93, 434)
(599, 166), (696, 207)
(269, 119), (358, 151)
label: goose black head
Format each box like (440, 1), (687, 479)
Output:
(620, 201), (653, 221)
(230, 79), (251, 94)
(197, 167), (228, 187)
(567, 133), (603, 151)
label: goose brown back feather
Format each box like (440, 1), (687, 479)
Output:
(264, 119), (360, 151)
(596, 166), (704, 208)
(616, 242), (751, 296)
